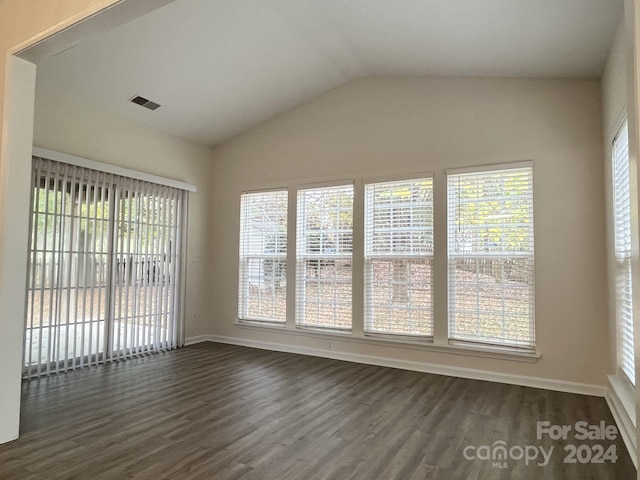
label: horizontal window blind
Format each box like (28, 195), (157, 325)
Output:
(238, 190), (288, 323)
(25, 157), (186, 378)
(296, 184), (353, 330)
(364, 177), (433, 336)
(612, 120), (634, 385)
(447, 166), (534, 349)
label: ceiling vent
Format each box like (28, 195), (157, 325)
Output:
(129, 95), (161, 111)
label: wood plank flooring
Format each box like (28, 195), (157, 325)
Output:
(0, 342), (635, 479)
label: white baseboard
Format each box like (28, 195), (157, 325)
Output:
(184, 334), (212, 346)
(606, 375), (637, 468)
(185, 334), (606, 397)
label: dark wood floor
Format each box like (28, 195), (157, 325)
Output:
(0, 342), (635, 479)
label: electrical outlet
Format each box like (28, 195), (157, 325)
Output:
(327, 340), (333, 350)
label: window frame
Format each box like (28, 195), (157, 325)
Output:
(295, 182), (354, 331)
(446, 162), (535, 351)
(611, 119), (635, 385)
(363, 175), (434, 338)
(238, 188), (289, 324)
(25, 155), (189, 378)
(235, 167), (540, 362)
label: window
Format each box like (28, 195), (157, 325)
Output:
(297, 184), (353, 330)
(238, 190), (288, 323)
(25, 157), (187, 377)
(612, 120), (634, 384)
(364, 177), (433, 336)
(447, 165), (534, 349)
(239, 165), (537, 357)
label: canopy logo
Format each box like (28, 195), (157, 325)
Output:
(463, 441), (553, 469)
(462, 420), (619, 469)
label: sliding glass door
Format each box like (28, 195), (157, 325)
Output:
(24, 157), (186, 377)
(111, 181), (183, 359)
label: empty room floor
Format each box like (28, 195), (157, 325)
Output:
(0, 342), (634, 479)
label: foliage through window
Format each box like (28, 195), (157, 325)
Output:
(238, 190), (288, 323)
(447, 165), (535, 349)
(364, 177), (434, 336)
(296, 184), (353, 330)
(237, 166), (536, 354)
(25, 157), (186, 378)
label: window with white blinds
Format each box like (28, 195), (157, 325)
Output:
(612, 120), (635, 385)
(364, 177), (433, 336)
(447, 165), (535, 349)
(24, 157), (186, 378)
(296, 184), (353, 330)
(238, 190), (288, 323)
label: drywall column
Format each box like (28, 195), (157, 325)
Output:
(0, 57), (36, 443)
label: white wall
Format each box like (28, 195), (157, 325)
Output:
(0, 57), (36, 444)
(209, 76), (608, 388)
(33, 88), (214, 338)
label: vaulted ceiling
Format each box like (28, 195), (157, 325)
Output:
(33, 0), (624, 147)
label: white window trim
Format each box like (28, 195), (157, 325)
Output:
(238, 189), (288, 323)
(234, 166), (540, 362)
(611, 118), (635, 385)
(363, 175), (434, 337)
(294, 179), (355, 191)
(446, 163), (535, 350)
(235, 319), (540, 362)
(445, 160), (533, 176)
(295, 183), (354, 330)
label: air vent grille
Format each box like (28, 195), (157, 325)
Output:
(129, 95), (161, 111)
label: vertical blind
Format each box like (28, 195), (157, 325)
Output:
(612, 120), (635, 385)
(238, 190), (288, 323)
(447, 166), (535, 349)
(25, 157), (186, 377)
(296, 184), (353, 330)
(364, 177), (433, 336)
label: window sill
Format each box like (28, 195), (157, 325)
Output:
(234, 320), (540, 363)
(608, 374), (636, 427)
(237, 318), (287, 329)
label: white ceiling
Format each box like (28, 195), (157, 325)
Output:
(34, 0), (624, 147)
